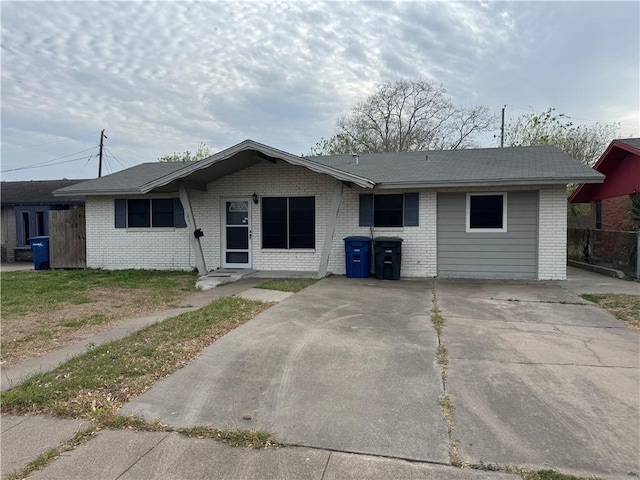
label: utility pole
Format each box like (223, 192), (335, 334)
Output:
(98, 129), (107, 177)
(500, 105), (506, 148)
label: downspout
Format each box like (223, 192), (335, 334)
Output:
(178, 184), (208, 275)
(318, 181), (343, 278)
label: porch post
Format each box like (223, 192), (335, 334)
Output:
(318, 181), (343, 278)
(178, 184), (208, 275)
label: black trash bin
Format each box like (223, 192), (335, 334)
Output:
(344, 236), (372, 278)
(28, 236), (50, 270)
(374, 237), (403, 280)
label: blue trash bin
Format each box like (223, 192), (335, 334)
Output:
(28, 236), (50, 270)
(344, 236), (372, 278)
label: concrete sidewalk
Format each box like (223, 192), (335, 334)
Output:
(563, 266), (639, 295)
(1, 414), (518, 480)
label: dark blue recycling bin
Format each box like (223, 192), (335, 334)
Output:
(344, 236), (372, 278)
(28, 236), (50, 270)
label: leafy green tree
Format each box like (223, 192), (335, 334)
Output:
(504, 108), (620, 166)
(159, 142), (213, 162)
(309, 79), (495, 155)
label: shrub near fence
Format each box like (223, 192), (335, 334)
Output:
(568, 228), (639, 277)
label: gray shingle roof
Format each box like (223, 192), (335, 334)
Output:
(310, 145), (603, 187)
(54, 162), (193, 196)
(53, 142), (603, 196)
(1, 179), (87, 205)
(617, 138), (640, 151)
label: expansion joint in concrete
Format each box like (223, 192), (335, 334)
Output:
(115, 432), (169, 480)
(320, 451), (332, 480)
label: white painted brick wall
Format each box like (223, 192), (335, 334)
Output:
(328, 189), (437, 277)
(86, 161), (565, 280)
(86, 163), (439, 277)
(86, 196), (194, 270)
(538, 187), (568, 280)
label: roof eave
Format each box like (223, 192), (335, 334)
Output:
(139, 140), (375, 192)
(375, 177), (605, 190)
(53, 188), (145, 197)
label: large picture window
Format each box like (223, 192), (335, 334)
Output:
(114, 198), (186, 228)
(466, 193), (507, 232)
(359, 193), (419, 227)
(262, 196), (315, 249)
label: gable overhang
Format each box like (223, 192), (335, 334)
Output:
(569, 139), (638, 203)
(140, 140), (375, 193)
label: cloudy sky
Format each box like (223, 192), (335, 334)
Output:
(1, 1), (638, 181)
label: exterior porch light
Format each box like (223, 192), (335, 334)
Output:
(252, 193), (259, 205)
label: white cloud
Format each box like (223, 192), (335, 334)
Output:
(1, 0), (637, 180)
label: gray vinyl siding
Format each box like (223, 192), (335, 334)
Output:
(437, 191), (538, 279)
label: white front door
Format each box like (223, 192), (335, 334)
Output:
(222, 199), (252, 268)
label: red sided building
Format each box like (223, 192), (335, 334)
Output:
(569, 138), (640, 231)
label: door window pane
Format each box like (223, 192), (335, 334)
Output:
(226, 227), (249, 249)
(226, 252), (249, 263)
(227, 202), (249, 225)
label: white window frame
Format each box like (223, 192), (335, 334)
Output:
(466, 192), (508, 233)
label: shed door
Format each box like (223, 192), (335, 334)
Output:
(437, 191), (538, 279)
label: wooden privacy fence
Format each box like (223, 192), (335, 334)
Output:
(568, 228), (639, 278)
(49, 207), (86, 269)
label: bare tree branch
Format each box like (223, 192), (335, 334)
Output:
(310, 79), (496, 155)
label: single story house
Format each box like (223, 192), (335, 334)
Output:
(1, 180), (86, 262)
(569, 138), (640, 231)
(54, 139), (603, 280)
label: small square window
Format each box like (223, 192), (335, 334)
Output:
(466, 193), (507, 232)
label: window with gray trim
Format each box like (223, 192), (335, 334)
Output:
(114, 199), (186, 228)
(359, 193), (419, 227)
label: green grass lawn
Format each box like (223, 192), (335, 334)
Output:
(1, 269), (197, 317)
(1, 296), (268, 417)
(580, 293), (640, 332)
(1, 269), (198, 367)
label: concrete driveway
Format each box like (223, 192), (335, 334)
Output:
(120, 277), (449, 463)
(438, 277), (639, 479)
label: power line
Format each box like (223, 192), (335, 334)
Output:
(106, 145), (148, 163)
(0, 147), (97, 172)
(104, 147), (128, 169)
(103, 148), (114, 174)
(1, 154), (94, 173)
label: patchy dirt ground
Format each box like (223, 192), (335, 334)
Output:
(1, 286), (196, 368)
